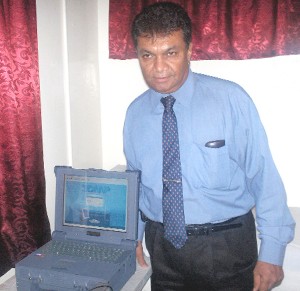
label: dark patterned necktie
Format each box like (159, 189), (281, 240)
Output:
(161, 95), (187, 249)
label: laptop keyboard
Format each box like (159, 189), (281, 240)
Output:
(40, 240), (127, 263)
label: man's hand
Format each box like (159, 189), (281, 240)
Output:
(136, 240), (149, 268)
(253, 261), (284, 291)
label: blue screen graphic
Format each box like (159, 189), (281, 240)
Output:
(64, 176), (127, 232)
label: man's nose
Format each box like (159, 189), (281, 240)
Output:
(154, 55), (167, 72)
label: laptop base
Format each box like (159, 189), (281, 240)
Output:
(16, 246), (136, 291)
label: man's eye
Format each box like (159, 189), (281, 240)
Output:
(142, 53), (152, 59)
(168, 51), (177, 56)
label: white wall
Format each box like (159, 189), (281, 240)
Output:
(36, 0), (103, 232)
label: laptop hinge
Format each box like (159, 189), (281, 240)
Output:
(52, 230), (67, 239)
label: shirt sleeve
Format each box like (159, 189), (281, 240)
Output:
(231, 86), (295, 266)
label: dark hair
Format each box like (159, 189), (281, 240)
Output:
(131, 2), (192, 48)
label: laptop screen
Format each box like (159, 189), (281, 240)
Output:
(63, 175), (128, 232)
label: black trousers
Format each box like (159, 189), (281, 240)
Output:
(145, 211), (258, 291)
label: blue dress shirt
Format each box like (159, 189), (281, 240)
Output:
(123, 69), (295, 266)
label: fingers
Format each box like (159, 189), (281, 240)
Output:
(137, 253), (148, 268)
(253, 271), (261, 291)
(136, 240), (149, 268)
(253, 273), (269, 291)
(253, 261), (284, 291)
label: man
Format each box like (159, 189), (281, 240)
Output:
(123, 2), (295, 290)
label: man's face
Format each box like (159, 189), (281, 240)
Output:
(136, 30), (192, 94)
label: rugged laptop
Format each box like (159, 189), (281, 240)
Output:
(16, 166), (140, 291)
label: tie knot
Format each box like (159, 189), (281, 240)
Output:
(161, 95), (175, 112)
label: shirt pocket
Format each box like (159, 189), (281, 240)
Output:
(191, 141), (231, 190)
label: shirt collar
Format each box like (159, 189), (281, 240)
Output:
(150, 69), (194, 113)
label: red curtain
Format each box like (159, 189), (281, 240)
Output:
(0, 0), (51, 275)
(109, 0), (300, 60)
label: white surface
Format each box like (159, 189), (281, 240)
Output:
(275, 244), (300, 290)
